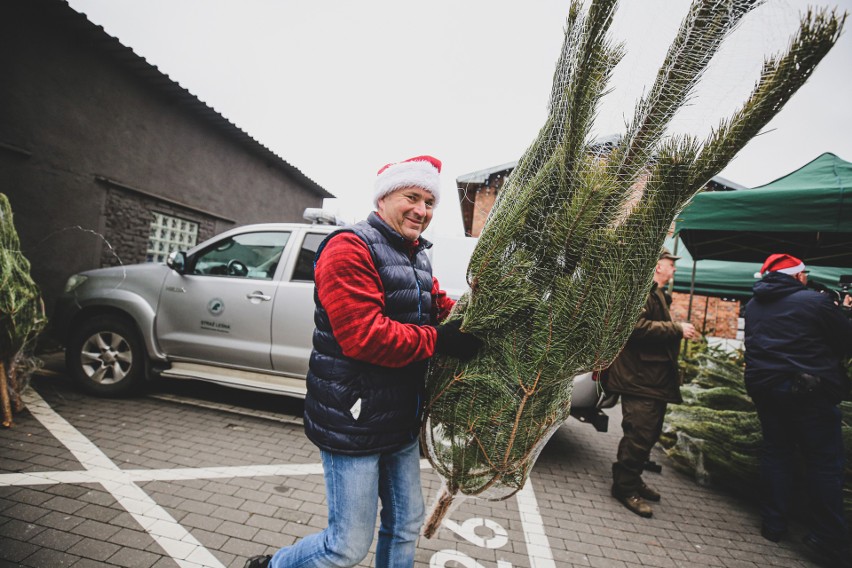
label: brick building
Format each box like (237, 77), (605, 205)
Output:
(669, 293), (742, 340)
(455, 159), (745, 339)
(456, 161), (515, 238)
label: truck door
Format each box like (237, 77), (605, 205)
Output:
(270, 231), (328, 378)
(156, 230), (292, 369)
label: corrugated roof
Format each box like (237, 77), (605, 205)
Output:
(456, 132), (744, 191)
(456, 135), (625, 185)
(706, 176), (746, 191)
(456, 161), (519, 184)
(55, 0), (333, 199)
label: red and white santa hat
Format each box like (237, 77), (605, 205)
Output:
(756, 253), (806, 277)
(374, 155), (442, 207)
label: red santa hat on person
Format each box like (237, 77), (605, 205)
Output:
(373, 155), (442, 208)
(756, 253), (807, 278)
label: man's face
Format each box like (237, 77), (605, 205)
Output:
(377, 186), (435, 241)
(656, 258), (676, 284)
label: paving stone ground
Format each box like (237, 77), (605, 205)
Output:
(0, 360), (830, 568)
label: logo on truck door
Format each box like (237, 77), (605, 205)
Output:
(207, 298), (225, 316)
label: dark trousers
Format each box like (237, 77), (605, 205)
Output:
(612, 394), (667, 496)
(752, 383), (848, 547)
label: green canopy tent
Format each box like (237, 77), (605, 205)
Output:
(666, 236), (849, 301)
(671, 153), (852, 308)
(676, 152), (852, 268)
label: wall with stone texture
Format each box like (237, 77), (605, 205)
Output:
(0, 0), (328, 311)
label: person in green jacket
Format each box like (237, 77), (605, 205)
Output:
(604, 247), (699, 518)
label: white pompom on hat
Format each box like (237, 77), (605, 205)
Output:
(373, 155), (442, 207)
(757, 253), (806, 277)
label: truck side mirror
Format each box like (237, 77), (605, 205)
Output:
(167, 251), (187, 274)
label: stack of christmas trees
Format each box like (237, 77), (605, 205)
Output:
(661, 343), (852, 520)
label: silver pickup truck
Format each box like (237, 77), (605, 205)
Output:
(52, 216), (609, 430)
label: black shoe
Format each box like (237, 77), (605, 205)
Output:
(760, 524), (787, 542)
(638, 482), (661, 502)
(614, 493), (653, 518)
(802, 535), (852, 568)
(244, 555), (272, 568)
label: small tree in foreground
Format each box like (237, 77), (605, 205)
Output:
(1, 193), (46, 427)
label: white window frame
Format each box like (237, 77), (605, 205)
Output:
(147, 213), (198, 263)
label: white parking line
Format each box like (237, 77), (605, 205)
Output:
(8, 388), (555, 568)
(517, 480), (557, 568)
(0, 463), (326, 486)
(19, 389), (226, 568)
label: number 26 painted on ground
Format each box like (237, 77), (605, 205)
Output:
(430, 517), (512, 568)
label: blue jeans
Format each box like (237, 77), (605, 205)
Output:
(752, 381), (847, 547)
(270, 439), (424, 568)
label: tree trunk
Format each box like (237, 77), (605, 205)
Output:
(1, 360), (12, 428)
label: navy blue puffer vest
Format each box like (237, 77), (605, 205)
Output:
(304, 212), (434, 455)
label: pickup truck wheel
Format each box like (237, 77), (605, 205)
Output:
(66, 315), (146, 396)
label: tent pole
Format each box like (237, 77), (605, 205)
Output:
(687, 260), (697, 321)
(668, 233), (680, 294)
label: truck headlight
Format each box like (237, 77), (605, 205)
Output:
(63, 274), (88, 293)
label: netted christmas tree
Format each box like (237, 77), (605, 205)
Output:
(421, 0), (845, 536)
(0, 193), (46, 427)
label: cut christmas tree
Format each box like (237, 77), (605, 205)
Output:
(1, 193), (46, 427)
(421, 0), (845, 537)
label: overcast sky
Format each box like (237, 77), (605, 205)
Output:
(66, 0), (852, 237)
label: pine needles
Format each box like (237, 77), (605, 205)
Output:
(421, 0), (845, 537)
(1, 193), (46, 427)
(661, 346), (852, 520)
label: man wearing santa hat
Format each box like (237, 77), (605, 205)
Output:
(245, 156), (481, 568)
(745, 253), (852, 567)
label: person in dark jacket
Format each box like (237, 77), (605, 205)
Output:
(605, 248), (698, 517)
(744, 253), (852, 566)
(245, 156), (481, 568)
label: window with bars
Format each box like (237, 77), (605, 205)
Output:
(146, 213), (198, 263)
